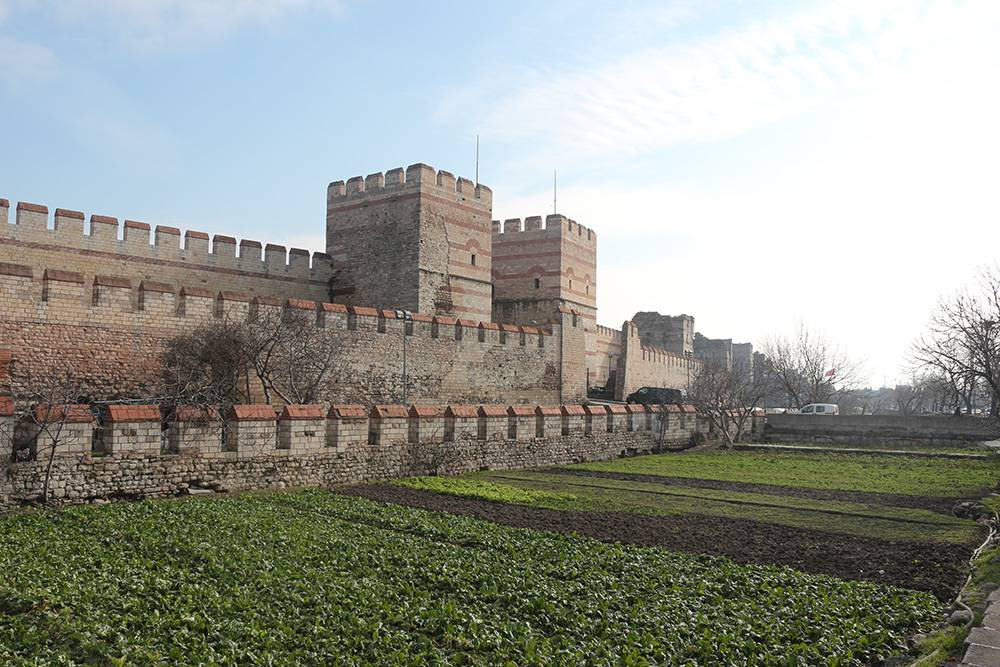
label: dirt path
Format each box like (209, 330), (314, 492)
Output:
(339, 484), (975, 601)
(546, 468), (960, 514)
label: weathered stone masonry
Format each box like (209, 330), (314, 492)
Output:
(1, 402), (706, 507)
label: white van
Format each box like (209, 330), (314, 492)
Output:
(799, 403), (839, 415)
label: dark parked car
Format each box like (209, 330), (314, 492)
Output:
(626, 387), (683, 405)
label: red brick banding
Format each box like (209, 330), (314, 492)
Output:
(43, 269), (84, 284)
(229, 404), (277, 421)
(55, 208), (84, 220)
(371, 405), (407, 418)
(107, 404), (160, 422)
(328, 404), (366, 419)
(280, 404), (325, 420)
(408, 406), (442, 418)
(17, 202), (47, 214)
(34, 404), (93, 423)
(445, 405), (478, 418)
(286, 298), (315, 311)
(0, 262), (32, 278)
(477, 405), (507, 418)
(140, 281), (175, 294)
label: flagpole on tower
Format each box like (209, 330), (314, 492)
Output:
(475, 134), (479, 186)
(553, 170), (557, 214)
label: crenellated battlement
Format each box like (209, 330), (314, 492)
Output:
(0, 199), (332, 284)
(327, 162), (492, 209)
(596, 324), (622, 341)
(490, 213), (596, 247)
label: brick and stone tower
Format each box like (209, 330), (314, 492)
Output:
(490, 214), (597, 327)
(326, 163), (493, 318)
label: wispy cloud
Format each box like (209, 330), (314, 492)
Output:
(442, 0), (999, 165)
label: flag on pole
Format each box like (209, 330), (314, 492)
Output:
(824, 368), (836, 378)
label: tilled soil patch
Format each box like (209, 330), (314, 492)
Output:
(340, 484), (975, 601)
(546, 468), (961, 514)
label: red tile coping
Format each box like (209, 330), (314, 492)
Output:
(94, 275), (131, 289)
(647, 404), (664, 413)
(507, 405), (534, 417)
(17, 202), (47, 214)
(280, 404), (325, 420)
(43, 269), (84, 284)
(561, 405), (587, 416)
(445, 405), (478, 418)
(626, 404), (648, 414)
(380, 309), (397, 319)
(371, 405), (408, 419)
(172, 405), (219, 421)
(0, 262), (32, 278)
(287, 298), (316, 310)
(583, 404), (610, 416)
(321, 302), (348, 314)
(142, 281), (176, 294)
(185, 230), (209, 240)
(477, 405), (508, 418)
(55, 208), (84, 220)
(0, 199), (8, 208)
(479, 322), (500, 330)
(556, 305), (572, 314)
(218, 291), (250, 302)
(289, 248), (310, 256)
(155, 225), (181, 235)
(229, 404), (278, 421)
(408, 406), (443, 418)
(0, 396), (13, 416)
(213, 234), (237, 244)
(123, 220), (150, 231)
(680, 404), (698, 413)
(265, 243), (285, 252)
(521, 325), (541, 335)
(607, 405), (629, 414)
(499, 323), (521, 333)
(666, 404), (682, 413)
(434, 316), (457, 326)
(457, 319), (479, 328)
(410, 313), (433, 323)
(535, 406), (561, 416)
(91, 214), (118, 225)
(240, 239), (262, 248)
(34, 404), (93, 424)
(253, 296), (282, 307)
(328, 404), (367, 420)
(349, 306), (379, 317)
(107, 404), (160, 422)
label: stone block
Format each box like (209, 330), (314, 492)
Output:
(225, 404), (277, 457)
(535, 406), (561, 439)
(444, 405), (478, 441)
(327, 404), (368, 452)
(583, 404), (609, 435)
(477, 405), (507, 441)
(507, 406), (535, 441)
(408, 406), (445, 444)
(561, 405), (586, 436)
(105, 404), (162, 455)
(278, 405), (326, 454)
(369, 405), (408, 445)
(168, 406), (221, 456)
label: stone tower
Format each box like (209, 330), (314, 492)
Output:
(326, 163), (493, 318)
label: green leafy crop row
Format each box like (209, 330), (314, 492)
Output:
(0, 491), (939, 665)
(394, 476), (577, 504)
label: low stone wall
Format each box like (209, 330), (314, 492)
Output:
(3, 431), (664, 507)
(765, 414), (1000, 448)
(1, 401), (703, 508)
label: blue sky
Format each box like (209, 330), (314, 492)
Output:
(2, 0), (999, 385)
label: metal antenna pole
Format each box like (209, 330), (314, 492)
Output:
(475, 134), (479, 186)
(553, 170), (557, 214)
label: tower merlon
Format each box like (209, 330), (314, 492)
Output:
(327, 162), (490, 207)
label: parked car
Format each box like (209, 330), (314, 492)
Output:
(799, 403), (839, 415)
(626, 387), (684, 405)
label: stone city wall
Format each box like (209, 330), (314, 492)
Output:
(614, 322), (699, 401)
(0, 402), (706, 508)
(0, 264), (590, 405)
(765, 414), (1000, 448)
(0, 199), (332, 304)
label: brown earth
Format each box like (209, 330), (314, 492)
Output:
(545, 468), (961, 514)
(339, 484), (976, 601)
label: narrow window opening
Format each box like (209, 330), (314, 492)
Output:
(471, 254), (476, 266)
(534, 278), (540, 289)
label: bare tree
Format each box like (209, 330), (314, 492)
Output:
(161, 306), (339, 410)
(761, 324), (864, 408)
(2, 360), (92, 502)
(688, 357), (767, 447)
(912, 266), (1000, 418)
